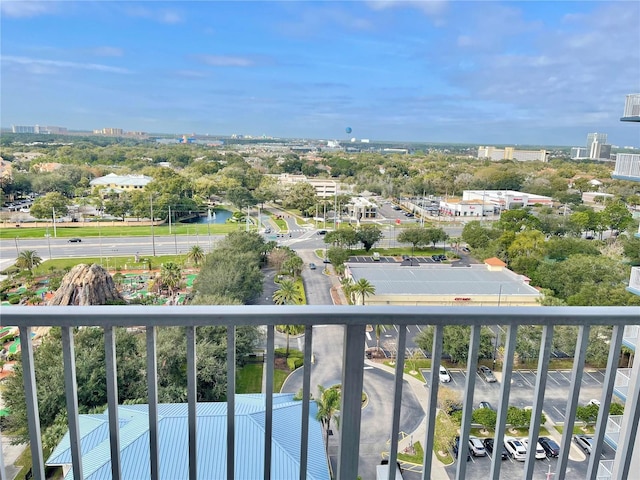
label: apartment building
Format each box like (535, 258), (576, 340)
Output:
(275, 173), (338, 198)
(477, 146), (548, 162)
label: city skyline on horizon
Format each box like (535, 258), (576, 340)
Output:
(1, 1), (639, 147)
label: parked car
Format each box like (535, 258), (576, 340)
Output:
(461, 246), (470, 253)
(401, 254), (410, 261)
(438, 365), (451, 383)
(478, 365), (497, 383)
(574, 434), (593, 454)
(67, 238), (82, 243)
(477, 401), (495, 411)
(587, 399), (601, 407)
(309, 263), (316, 270)
(468, 436), (487, 456)
(322, 258), (331, 264)
(317, 230), (327, 235)
(453, 436), (471, 461)
(521, 438), (546, 459)
(483, 438), (508, 460)
(504, 437), (527, 461)
(431, 255), (441, 262)
(538, 436), (560, 457)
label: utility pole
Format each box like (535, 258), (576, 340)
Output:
(207, 209), (212, 250)
(47, 234), (52, 260)
(169, 205), (172, 235)
(150, 195), (156, 256)
(14, 237), (19, 256)
(333, 189), (338, 230)
(52, 207), (57, 238)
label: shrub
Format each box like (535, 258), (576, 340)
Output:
(8, 296), (20, 305)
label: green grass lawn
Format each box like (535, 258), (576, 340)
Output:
(273, 369), (289, 393)
(555, 424), (595, 435)
(236, 364), (263, 394)
(0, 221), (247, 239)
(29, 254), (190, 275)
(383, 358), (432, 381)
(397, 441), (425, 464)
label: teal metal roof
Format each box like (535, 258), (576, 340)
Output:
(46, 394), (330, 480)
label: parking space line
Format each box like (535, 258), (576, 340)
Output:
(416, 325), (422, 332)
(366, 332), (372, 341)
(393, 325), (399, 333)
(558, 371), (572, 383)
(583, 371), (601, 384)
(553, 406), (565, 421)
(548, 373), (562, 385)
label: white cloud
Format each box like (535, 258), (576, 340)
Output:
(2, 56), (131, 74)
(366, 0), (448, 17)
(124, 6), (184, 24)
(90, 46), (124, 57)
(194, 55), (256, 67)
(0, 1), (58, 18)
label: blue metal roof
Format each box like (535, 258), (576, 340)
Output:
(46, 394), (330, 480)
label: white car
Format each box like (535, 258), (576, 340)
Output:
(521, 438), (546, 459)
(504, 436), (527, 461)
(438, 365), (451, 383)
(468, 436), (487, 456)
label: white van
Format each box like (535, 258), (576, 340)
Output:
(372, 252), (381, 261)
(376, 464), (404, 480)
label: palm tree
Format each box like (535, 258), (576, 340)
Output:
(16, 250), (42, 273)
(160, 262), (182, 296)
(273, 280), (304, 355)
(273, 280), (302, 305)
(351, 278), (375, 305)
(315, 385), (341, 453)
(374, 324), (392, 354)
(187, 245), (206, 266)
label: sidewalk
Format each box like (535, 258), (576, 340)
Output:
(365, 359), (450, 480)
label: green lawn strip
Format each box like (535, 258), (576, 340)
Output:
(503, 426), (550, 437)
(555, 425), (595, 435)
(273, 369), (289, 393)
(236, 363), (263, 394)
(1, 222), (244, 239)
(397, 441), (425, 464)
(434, 412), (455, 465)
(31, 255), (189, 275)
(269, 215), (288, 231)
(384, 358), (432, 380)
(293, 277), (307, 304)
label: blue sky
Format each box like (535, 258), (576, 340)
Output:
(2, 1), (639, 146)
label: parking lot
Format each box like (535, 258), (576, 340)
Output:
(348, 255), (443, 264)
(412, 368), (615, 480)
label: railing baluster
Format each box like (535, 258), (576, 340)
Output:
(19, 327), (44, 480)
(226, 325), (236, 480)
(104, 326), (122, 480)
(61, 327), (83, 480)
(186, 326), (197, 480)
(0, 431), (6, 480)
(299, 324), (313, 480)
(456, 325), (480, 480)
(337, 324), (366, 480)
(587, 325), (624, 479)
(422, 324), (443, 480)
(387, 324), (407, 480)
(611, 336), (640, 480)
(524, 325), (553, 480)
(264, 325), (275, 480)
(489, 324), (517, 480)
(146, 326), (160, 480)
(558, 325), (590, 475)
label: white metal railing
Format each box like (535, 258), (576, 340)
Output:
(1, 305), (639, 480)
(605, 415), (623, 448)
(614, 368), (631, 399)
(629, 266), (640, 292)
(623, 325), (639, 349)
(597, 460), (615, 480)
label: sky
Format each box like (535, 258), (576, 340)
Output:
(1, 1), (639, 146)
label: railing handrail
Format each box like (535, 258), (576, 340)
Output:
(3, 305), (639, 327)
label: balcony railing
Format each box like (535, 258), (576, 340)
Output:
(605, 415), (623, 449)
(614, 368), (631, 400)
(1, 305), (639, 480)
(597, 460), (614, 480)
(623, 325), (639, 350)
(628, 266), (640, 295)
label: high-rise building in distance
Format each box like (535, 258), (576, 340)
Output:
(586, 132), (607, 149)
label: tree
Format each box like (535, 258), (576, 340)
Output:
(326, 247), (350, 270)
(373, 324), (392, 353)
(316, 385), (341, 453)
(576, 405), (599, 425)
(473, 407), (497, 432)
(425, 227), (448, 248)
(277, 324), (305, 356)
(356, 226), (383, 252)
(273, 280), (302, 306)
(397, 227), (430, 249)
(283, 182), (317, 215)
(414, 325), (495, 364)
(325, 228), (359, 249)
(461, 221), (499, 249)
(187, 245), (206, 266)
(104, 192), (132, 221)
(601, 200), (633, 233)
(29, 192), (70, 219)
(351, 278), (375, 305)
(282, 255), (304, 278)
(16, 250), (42, 273)
(226, 186), (256, 209)
(160, 262), (182, 295)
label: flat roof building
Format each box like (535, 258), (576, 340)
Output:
(345, 258), (541, 306)
(90, 173), (153, 195)
(478, 146), (548, 162)
(462, 190), (553, 209)
(275, 174), (338, 198)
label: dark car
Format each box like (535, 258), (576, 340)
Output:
(482, 438), (508, 460)
(478, 365), (497, 383)
(453, 436), (471, 461)
(309, 263), (316, 270)
(401, 254), (410, 261)
(574, 434), (593, 454)
(67, 238), (82, 243)
(538, 436), (560, 457)
(317, 230), (327, 235)
(431, 255), (441, 262)
(477, 401), (495, 411)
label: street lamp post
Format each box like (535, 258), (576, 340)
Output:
(493, 284), (503, 369)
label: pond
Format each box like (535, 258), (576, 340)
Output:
(191, 209), (233, 224)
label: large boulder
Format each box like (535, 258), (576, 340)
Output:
(47, 264), (125, 306)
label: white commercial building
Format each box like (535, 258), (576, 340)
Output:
(345, 196), (377, 220)
(571, 147), (589, 159)
(478, 146), (548, 162)
(90, 173), (153, 195)
(275, 174), (338, 198)
(439, 198), (494, 218)
(462, 190), (553, 210)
